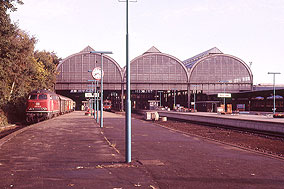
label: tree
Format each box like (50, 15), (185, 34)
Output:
(0, 0), (61, 125)
(34, 50), (60, 90)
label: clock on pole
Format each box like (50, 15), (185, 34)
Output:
(92, 67), (104, 80)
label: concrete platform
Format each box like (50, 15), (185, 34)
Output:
(0, 111), (284, 188)
(158, 111), (284, 134)
(0, 112), (157, 189)
(103, 111), (284, 188)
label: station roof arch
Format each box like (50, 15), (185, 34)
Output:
(187, 53), (253, 84)
(183, 47), (253, 94)
(123, 46), (189, 90)
(55, 46), (123, 91)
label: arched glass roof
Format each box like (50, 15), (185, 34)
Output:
(122, 46), (189, 90)
(56, 46), (123, 91)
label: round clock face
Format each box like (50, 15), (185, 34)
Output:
(92, 67), (104, 80)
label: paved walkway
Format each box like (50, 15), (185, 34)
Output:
(157, 110), (284, 124)
(0, 111), (284, 188)
(157, 110), (284, 134)
(103, 112), (284, 188)
(193, 111), (284, 123)
(0, 112), (156, 189)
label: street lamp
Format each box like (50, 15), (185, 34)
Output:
(249, 62), (252, 68)
(90, 51), (113, 128)
(125, 0), (131, 164)
(118, 0), (137, 163)
(268, 72), (281, 115)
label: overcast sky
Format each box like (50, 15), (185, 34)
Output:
(10, 0), (284, 85)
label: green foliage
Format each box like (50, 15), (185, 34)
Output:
(0, 0), (60, 125)
(34, 50), (60, 89)
(0, 109), (8, 127)
(0, 0), (23, 12)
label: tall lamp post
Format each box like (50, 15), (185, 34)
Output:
(125, 0), (131, 164)
(268, 72), (281, 115)
(90, 51), (113, 128)
(118, 0), (137, 163)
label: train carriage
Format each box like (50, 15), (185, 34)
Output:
(58, 95), (74, 114)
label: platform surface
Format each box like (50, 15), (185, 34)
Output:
(158, 110), (284, 123)
(0, 111), (284, 188)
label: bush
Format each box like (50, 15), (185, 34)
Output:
(3, 96), (27, 124)
(0, 109), (8, 127)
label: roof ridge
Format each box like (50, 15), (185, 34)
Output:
(143, 46), (161, 54)
(80, 46), (95, 52)
(183, 47), (223, 68)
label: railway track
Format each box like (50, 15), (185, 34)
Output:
(0, 124), (24, 140)
(170, 116), (284, 139)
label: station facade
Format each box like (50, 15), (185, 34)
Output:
(55, 46), (253, 112)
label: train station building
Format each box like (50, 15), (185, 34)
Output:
(55, 46), (254, 112)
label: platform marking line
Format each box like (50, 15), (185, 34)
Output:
(101, 131), (120, 154)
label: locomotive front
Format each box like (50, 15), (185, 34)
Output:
(103, 100), (112, 111)
(26, 90), (59, 123)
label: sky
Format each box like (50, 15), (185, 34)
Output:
(10, 0), (284, 85)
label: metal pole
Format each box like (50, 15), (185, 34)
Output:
(92, 82), (96, 116)
(160, 92), (161, 107)
(194, 91), (196, 112)
(89, 52), (112, 124)
(268, 72), (281, 115)
(118, 0), (136, 163)
(125, 0), (131, 163)
(273, 74), (276, 115)
(96, 80), (99, 123)
(121, 84), (124, 111)
(218, 80), (228, 112)
(192, 85), (199, 112)
(224, 83), (226, 112)
(158, 91), (162, 107)
(90, 82), (93, 116)
(100, 53), (104, 128)
(187, 84), (191, 109)
(174, 90), (176, 109)
(94, 81), (96, 120)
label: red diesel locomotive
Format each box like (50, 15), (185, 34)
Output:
(103, 100), (112, 111)
(26, 89), (75, 123)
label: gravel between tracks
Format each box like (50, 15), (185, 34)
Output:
(132, 113), (284, 158)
